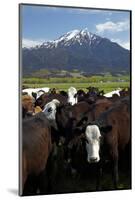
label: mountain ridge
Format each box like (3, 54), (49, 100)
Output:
(22, 28), (130, 75)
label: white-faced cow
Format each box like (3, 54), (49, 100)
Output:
(42, 99), (60, 121)
(67, 87), (78, 106)
(81, 100), (130, 189)
(85, 125), (101, 163)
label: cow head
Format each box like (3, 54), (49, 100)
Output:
(36, 90), (45, 99)
(22, 95), (35, 117)
(43, 99), (60, 120)
(85, 124), (112, 163)
(85, 125), (101, 163)
(67, 87), (78, 106)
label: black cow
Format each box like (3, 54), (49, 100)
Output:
(55, 101), (93, 143)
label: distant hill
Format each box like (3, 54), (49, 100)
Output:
(22, 28), (130, 75)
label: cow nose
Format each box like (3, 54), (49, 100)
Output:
(90, 157), (98, 163)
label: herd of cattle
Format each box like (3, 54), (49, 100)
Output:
(21, 86), (131, 195)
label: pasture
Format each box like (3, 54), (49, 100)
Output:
(22, 75), (130, 93)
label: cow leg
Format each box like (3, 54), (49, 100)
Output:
(23, 174), (38, 195)
(96, 162), (102, 190)
(38, 169), (49, 194)
(43, 145), (58, 194)
(112, 157), (119, 189)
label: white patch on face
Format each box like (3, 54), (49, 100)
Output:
(85, 125), (101, 163)
(42, 102), (57, 121)
(68, 96), (77, 106)
(42, 99), (60, 121)
(67, 87), (78, 105)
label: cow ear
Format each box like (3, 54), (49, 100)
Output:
(100, 125), (112, 134)
(32, 92), (37, 100)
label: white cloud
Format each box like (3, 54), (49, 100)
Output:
(22, 39), (44, 48)
(96, 20), (129, 33)
(111, 38), (130, 50)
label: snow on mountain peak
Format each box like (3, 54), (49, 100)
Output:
(40, 28), (101, 48)
(54, 29), (80, 44)
(80, 28), (89, 34)
(64, 29), (80, 40)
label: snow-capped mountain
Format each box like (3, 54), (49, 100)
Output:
(39, 28), (102, 49)
(22, 28), (130, 75)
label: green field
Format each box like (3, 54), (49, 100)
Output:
(22, 82), (130, 93)
(22, 75), (130, 93)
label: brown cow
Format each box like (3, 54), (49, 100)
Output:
(21, 113), (55, 195)
(90, 98), (113, 120)
(22, 95), (35, 118)
(35, 93), (67, 109)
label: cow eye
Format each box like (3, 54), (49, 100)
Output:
(48, 107), (52, 112)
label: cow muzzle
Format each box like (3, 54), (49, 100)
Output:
(88, 157), (99, 163)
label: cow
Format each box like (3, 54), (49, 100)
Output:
(35, 93), (67, 110)
(22, 88), (38, 98)
(71, 100), (130, 190)
(59, 90), (68, 97)
(86, 86), (104, 98)
(56, 101), (93, 143)
(104, 89), (121, 98)
(90, 98), (113, 120)
(22, 112), (59, 195)
(22, 88), (49, 100)
(35, 90), (45, 99)
(67, 87), (78, 106)
(55, 98), (114, 145)
(49, 88), (57, 94)
(42, 99), (60, 131)
(22, 95), (35, 118)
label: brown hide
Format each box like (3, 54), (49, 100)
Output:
(93, 99), (113, 120)
(22, 95), (35, 116)
(35, 93), (67, 109)
(22, 113), (52, 190)
(98, 99), (130, 161)
(105, 102), (130, 154)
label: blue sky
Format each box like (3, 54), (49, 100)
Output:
(21, 5), (130, 49)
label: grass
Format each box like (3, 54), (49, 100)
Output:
(22, 81), (130, 93)
(22, 75), (130, 93)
